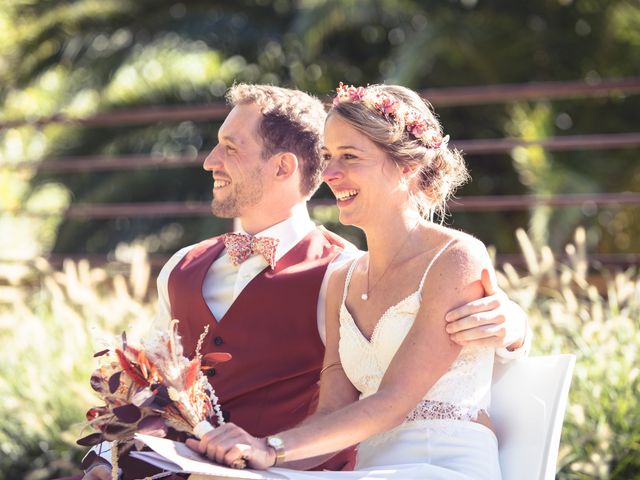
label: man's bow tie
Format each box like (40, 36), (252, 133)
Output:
(222, 233), (280, 269)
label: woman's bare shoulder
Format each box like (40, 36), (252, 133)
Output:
(423, 225), (491, 279)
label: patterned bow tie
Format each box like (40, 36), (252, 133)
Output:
(222, 233), (280, 269)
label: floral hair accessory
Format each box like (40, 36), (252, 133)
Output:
(333, 82), (449, 151)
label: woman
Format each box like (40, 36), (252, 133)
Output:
(186, 83), (502, 479)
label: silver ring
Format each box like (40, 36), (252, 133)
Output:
(230, 457), (248, 469)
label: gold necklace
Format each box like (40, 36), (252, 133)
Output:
(361, 222), (420, 301)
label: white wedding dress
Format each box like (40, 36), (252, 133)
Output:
(273, 240), (502, 480)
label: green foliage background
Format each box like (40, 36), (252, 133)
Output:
(1, 0), (639, 258)
(0, 0), (639, 479)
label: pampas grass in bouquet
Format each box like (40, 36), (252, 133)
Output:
(78, 320), (232, 475)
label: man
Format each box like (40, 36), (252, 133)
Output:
(82, 84), (529, 479)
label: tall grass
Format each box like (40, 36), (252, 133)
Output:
(0, 231), (638, 479)
(0, 244), (154, 479)
(495, 228), (639, 479)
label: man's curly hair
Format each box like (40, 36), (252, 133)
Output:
(226, 84), (327, 198)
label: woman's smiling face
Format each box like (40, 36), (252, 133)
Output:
(322, 113), (407, 228)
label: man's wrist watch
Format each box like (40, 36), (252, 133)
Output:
(265, 435), (286, 466)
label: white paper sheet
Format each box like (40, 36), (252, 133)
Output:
(131, 433), (290, 479)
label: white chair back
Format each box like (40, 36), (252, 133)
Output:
(490, 354), (576, 480)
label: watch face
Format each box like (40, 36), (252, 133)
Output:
(268, 436), (284, 448)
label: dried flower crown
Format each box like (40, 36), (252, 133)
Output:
(332, 82), (450, 151)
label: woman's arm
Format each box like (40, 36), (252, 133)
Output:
(307, 263), (362, 415)
(276, 265), (361, 470)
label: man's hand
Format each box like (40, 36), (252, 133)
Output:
(81, 463), (111, 480)
(445, 268), (527, 350)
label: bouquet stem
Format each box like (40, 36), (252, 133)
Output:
(111, 440), (119, 480)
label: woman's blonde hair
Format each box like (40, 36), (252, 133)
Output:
(330, 84), (469, 220)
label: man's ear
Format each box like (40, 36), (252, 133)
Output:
(274, 152), (299, 180)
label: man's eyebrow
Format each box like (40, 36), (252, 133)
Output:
(220, 134), (239, 144)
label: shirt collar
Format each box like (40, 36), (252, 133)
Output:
(237, 203), (315, 262)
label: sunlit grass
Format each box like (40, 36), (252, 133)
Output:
(0, 229), (638, 479)
(496, 227), (639, 479)
(0, 244), (154, 479)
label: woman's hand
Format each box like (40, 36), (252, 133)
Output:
(185, 423), (276, 470)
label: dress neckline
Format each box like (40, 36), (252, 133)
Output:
(339, 237), (457, 345)
(341, 291), (421, 344)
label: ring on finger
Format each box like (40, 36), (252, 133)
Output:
(230, 456), (248, 469)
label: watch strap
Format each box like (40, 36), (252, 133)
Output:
(266, 435), (286, 465)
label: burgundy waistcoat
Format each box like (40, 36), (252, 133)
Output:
(169, 228), (339, 435)
(167, 227), (355, 471)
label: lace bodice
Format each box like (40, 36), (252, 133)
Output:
(338, 239), (494, 422)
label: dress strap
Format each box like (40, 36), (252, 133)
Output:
(341, 255), (361, 305)
(418, 238), (457, 293)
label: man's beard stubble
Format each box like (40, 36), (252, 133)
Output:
(211, 165), (264, 218)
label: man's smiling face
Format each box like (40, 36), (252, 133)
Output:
(203, 103), (267, 218)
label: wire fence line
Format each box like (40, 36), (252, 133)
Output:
(2, 77), (638, 266)
(1, 77), (639, 129)
(2, 132), (639, 172)
(2, 252), (637, 270)
(8, 193), (640, 218)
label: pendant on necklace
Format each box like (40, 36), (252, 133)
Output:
(361, 293), (369, 301)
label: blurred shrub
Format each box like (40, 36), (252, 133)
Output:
(0, 243), (154, 479)
(0, 229), (638, 478)
(497, 228), (639, 479)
